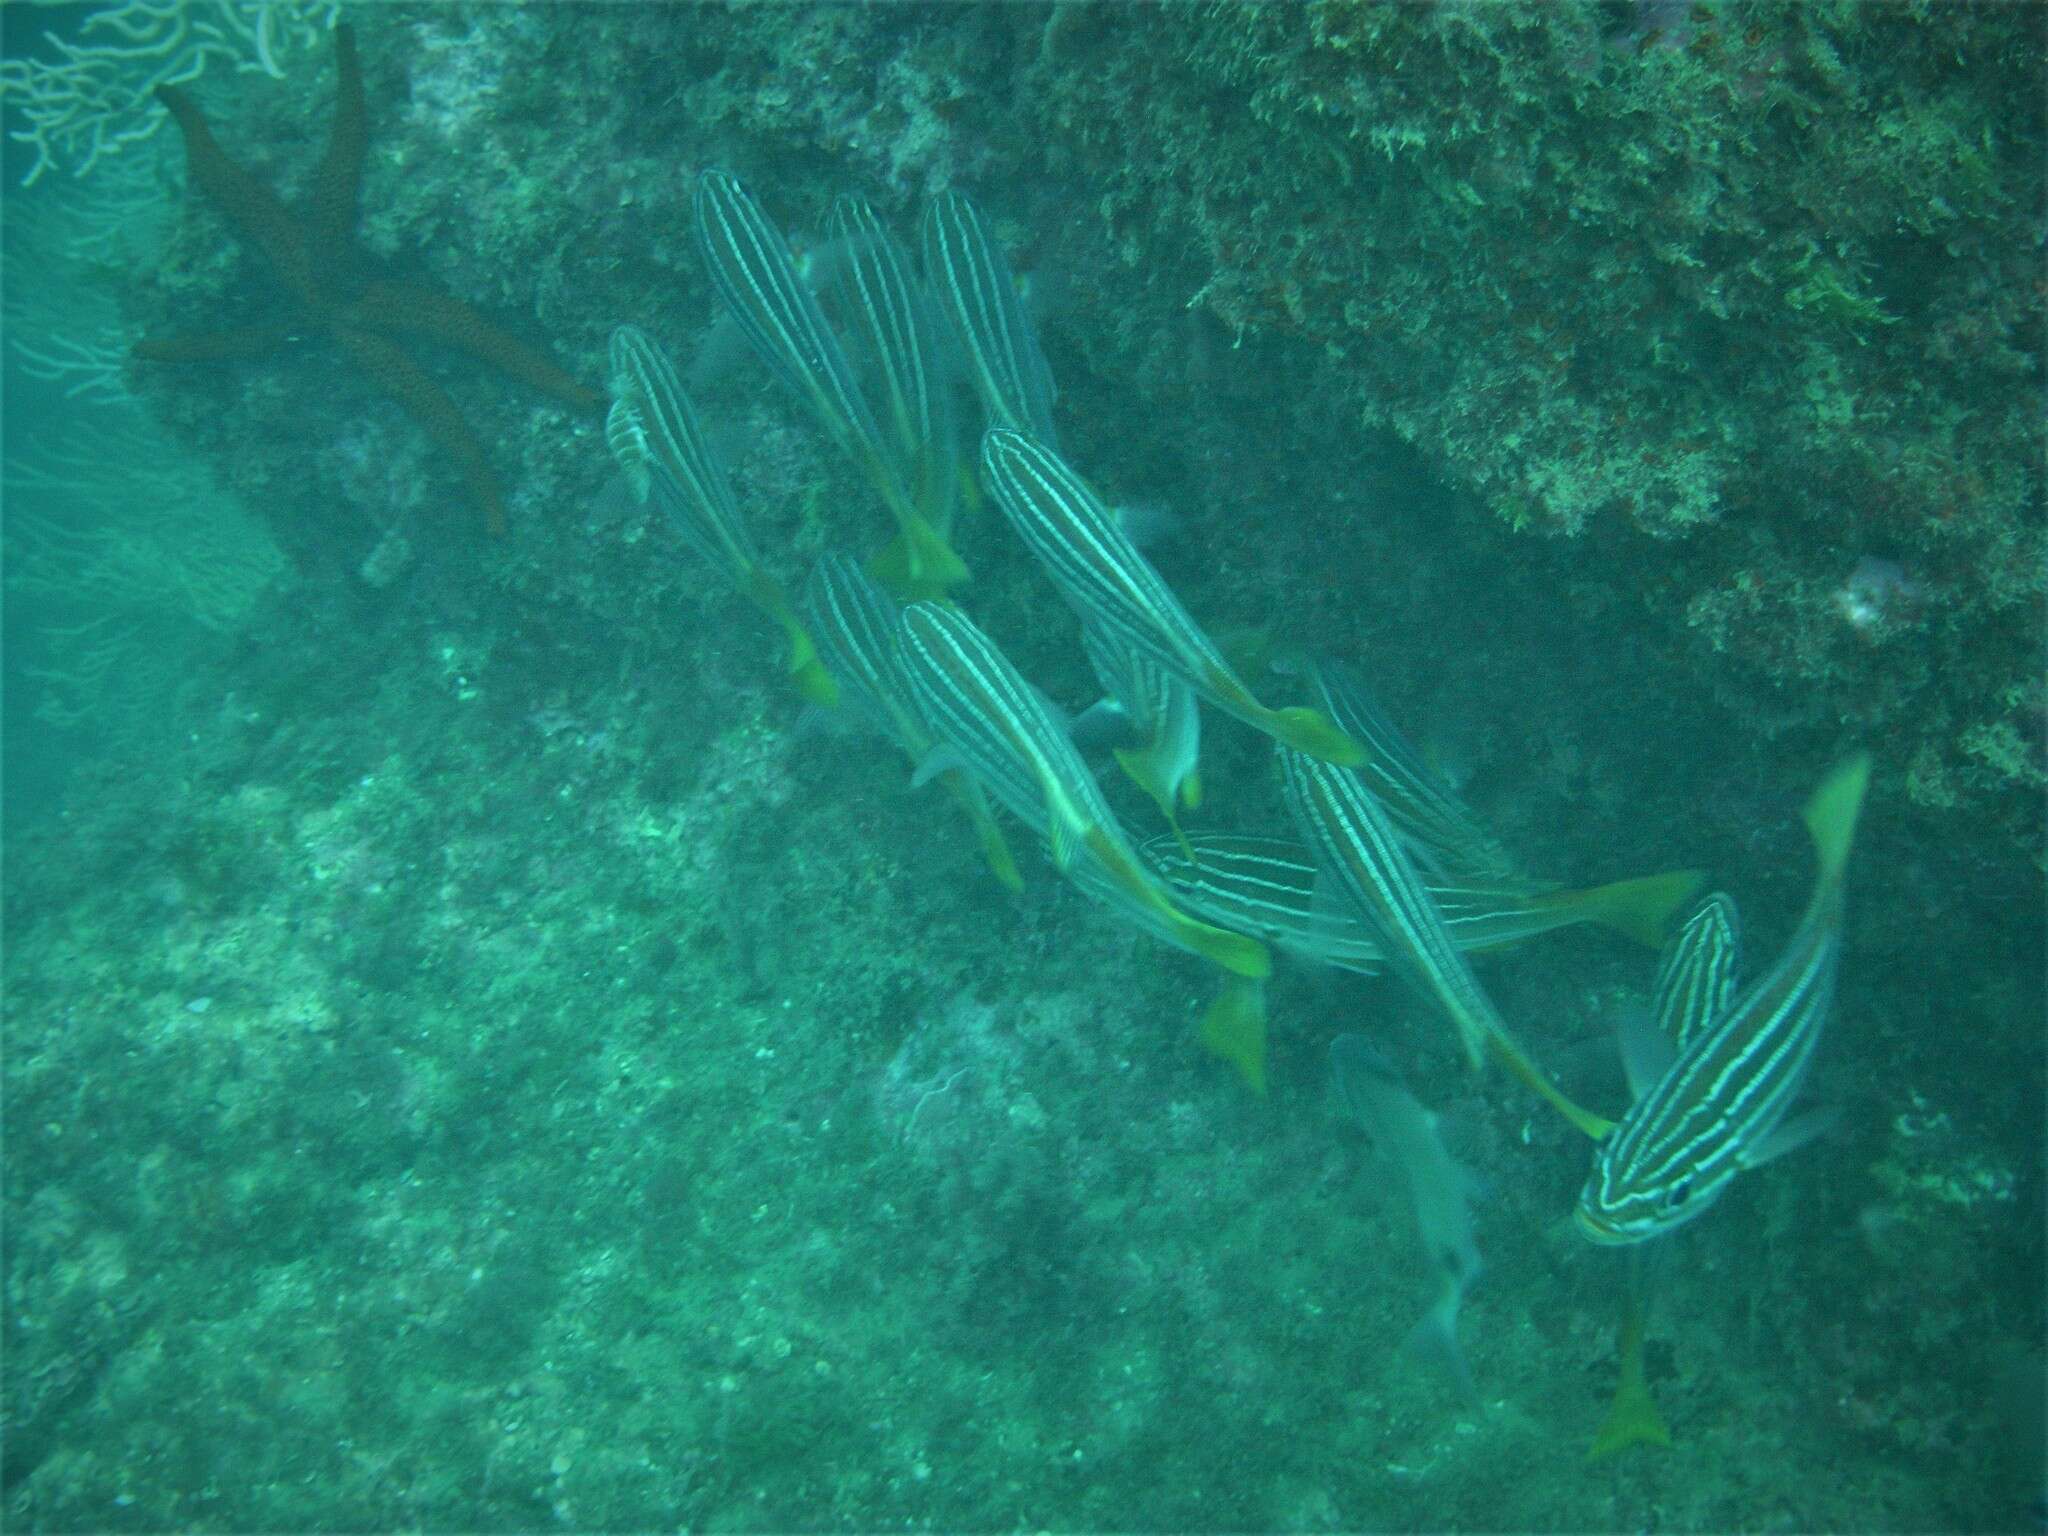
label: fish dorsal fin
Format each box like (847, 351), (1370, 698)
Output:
(1309, 867), (1365, 943)
(909, 743), (968, 791)
(1069, 698), (1138, 750)
(1614, 1004), (1678, 1101)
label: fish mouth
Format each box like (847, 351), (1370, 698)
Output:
(1573, 1205), (1633, 1246)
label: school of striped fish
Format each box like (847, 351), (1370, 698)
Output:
(605, 171), (1873, 1453)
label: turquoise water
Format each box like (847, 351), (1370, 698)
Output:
(3, 5), (2042, 1531)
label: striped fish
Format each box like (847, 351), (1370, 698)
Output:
(606, 324), (836, 705)
(898, 600), (1268, 981)
(825, 195), (961, 538)
(981, 428), (1364, 766)
(922, 190), (1059, 444)
(693, 170), (966, 591)
(1144, 832), (1704, 976)
(1649, 892), (1742, 1052)
(1279, 745), (1615, 1139)
(1577, 754), (1871, 1245)
(1309, 658), (1522, 884)
(1586, 891), (1741, 1456)
(800, 555), (1020, 891)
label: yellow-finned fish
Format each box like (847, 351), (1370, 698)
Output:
(693, 170), (966, 593)
(605, 325), (836, 706)
(1279, 745), (1615, 1139)
(1577, 754), (1871, 1245)
(800, 555), (1019, 891)
(1307, 657), (1523, 885)
(1145, 831), (1705, 974)
(825, 194), (964, 570)
(921, 189), (1060, 446)
(897, 599), (1268, 983)
(980, 428), (1363, 766)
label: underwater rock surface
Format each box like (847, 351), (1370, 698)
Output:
(4, 3), (2041, 1530)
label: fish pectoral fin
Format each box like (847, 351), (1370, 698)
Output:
(1197, 976), (1268, 1096)
(909, 743), (969, 791)
(1738, 1103), (1842, 1168)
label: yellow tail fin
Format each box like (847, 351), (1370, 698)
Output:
(1589, 1297), (1673, 1458)
(1198, 977), (1268, 1096)
(1535, 868), (1708, 949)
(1265, 705), (1368, 768)
(871, 518), (971, 600)
(1804, 752), (1872, 885)
(743, 566), (841, 708)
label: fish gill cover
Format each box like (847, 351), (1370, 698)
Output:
(1, 3), (2042, 1531)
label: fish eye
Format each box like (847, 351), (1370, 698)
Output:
(1662, 1177), (1693, 1212)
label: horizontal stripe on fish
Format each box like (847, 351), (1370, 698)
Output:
(1143, 832), (1384, 975)
(1650, 891), (1742, 1052)
(802, 555), (1021, 892)
(1578, 754), (1871, 1245)
(922, 190), (1058, 444)
(982, 428), (1363, 766)
(1280, 748), (1614, 1138)
(1155, 835), (1695, 966)
(899, 601), (1266, 979)
(1309, 658), (1521, 885)
(1146, 832), (1703, 973)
